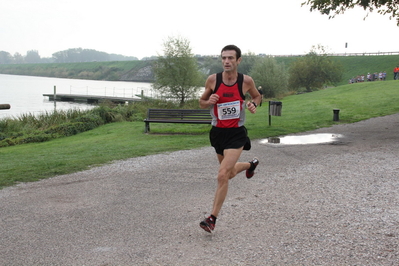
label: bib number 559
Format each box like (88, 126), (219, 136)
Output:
(222, 107), (236, 115)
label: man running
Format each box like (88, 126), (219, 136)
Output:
(394, 66), (399, 80)
(199, 45), (261, 233)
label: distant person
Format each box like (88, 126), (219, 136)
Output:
(394, 66), (399, 80)
(257, 86), (264, 106)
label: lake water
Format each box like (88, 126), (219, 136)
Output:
(0, 74), (154, 119)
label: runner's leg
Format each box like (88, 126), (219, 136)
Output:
(211, 148), (244, 217)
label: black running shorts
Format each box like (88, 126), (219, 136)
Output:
(210, 126), (250, 155)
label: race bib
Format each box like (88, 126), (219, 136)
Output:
(217, 100), (240, 120)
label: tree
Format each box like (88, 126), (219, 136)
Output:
(288, 45), (343, 92)
(238, 52), (260, 75)
(250, 57), (289, 98)
(25, 50), (41, 63)
(52, 48), (113, 63)
(302, 0), (399, 25)
(13, 52), (24, 64)
(152, 36), (203, 106)
(201, 56), (223, 75)
(0, 51), (13, 64)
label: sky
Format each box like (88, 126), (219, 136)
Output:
(1, 0), (398, 59)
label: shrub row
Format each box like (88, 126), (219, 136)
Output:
(0, 114), (104, 147)
(0, 99), (201, 148)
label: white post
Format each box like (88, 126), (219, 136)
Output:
(53, 85), (57, 110)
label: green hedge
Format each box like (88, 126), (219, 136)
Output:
(0, 114), (104, 147)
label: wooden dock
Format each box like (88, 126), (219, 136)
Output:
(43, 94), (141, 104)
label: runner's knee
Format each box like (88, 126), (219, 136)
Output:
(217, 168), (231, 182)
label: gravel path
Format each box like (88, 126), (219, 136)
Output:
(1, 114), (399, 265)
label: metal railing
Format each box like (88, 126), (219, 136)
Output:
(264, 51), (399, 57)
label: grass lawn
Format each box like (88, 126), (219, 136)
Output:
(1, 80), (399, 188)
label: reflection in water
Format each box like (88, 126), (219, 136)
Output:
(260, 133), (343, 145)
(0, 74), (154, 119)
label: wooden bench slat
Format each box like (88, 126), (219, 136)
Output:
(146, 120), (211, 123)
(144, 109), (212, 133)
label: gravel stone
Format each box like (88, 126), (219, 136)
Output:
(1, 113), (399, 265)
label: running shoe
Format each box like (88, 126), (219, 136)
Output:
(200, 215), (216, 233)
(246, 158), (259, 179)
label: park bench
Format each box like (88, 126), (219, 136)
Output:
(144, 109), (212, 133)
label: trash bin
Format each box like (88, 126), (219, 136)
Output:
(269, 101), (282, 116)
(333, 109), (340, 121)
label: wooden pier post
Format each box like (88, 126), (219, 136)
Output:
(54, 86), (57, 110)
(0, 103), (11, 110)
(0, 104), (11, 110)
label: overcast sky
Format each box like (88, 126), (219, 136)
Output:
(1, 0), (398, 59)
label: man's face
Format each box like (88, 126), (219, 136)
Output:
(221, 50), (241, 72)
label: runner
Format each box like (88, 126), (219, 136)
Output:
(394, 66), (399, 80)
(198, 45), (262, 233)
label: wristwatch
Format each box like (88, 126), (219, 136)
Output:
(251, 101), (258, 108)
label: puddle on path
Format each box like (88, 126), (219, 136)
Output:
(260, 133), (344, 145)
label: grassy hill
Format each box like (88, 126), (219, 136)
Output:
(0, 55), (398, 85)
(335, 55), (399, 85)
(0, 60), (153, 81)
(276, 55), (399, 86)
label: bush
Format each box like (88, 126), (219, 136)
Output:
(0, 131), (54, 147)
(0, 99), (203, 148)
(73, 113), (104, 128)
(45, 122), (92, 136)
(250, 57), (289, 98)
(91, 103), (120, 123)
(21, 132), (53, 143)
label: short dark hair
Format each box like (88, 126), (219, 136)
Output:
(221, 45), (241, 59)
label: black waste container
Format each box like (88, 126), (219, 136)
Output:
(333, 109), (340, 121)
(269, 101), (282, 116)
